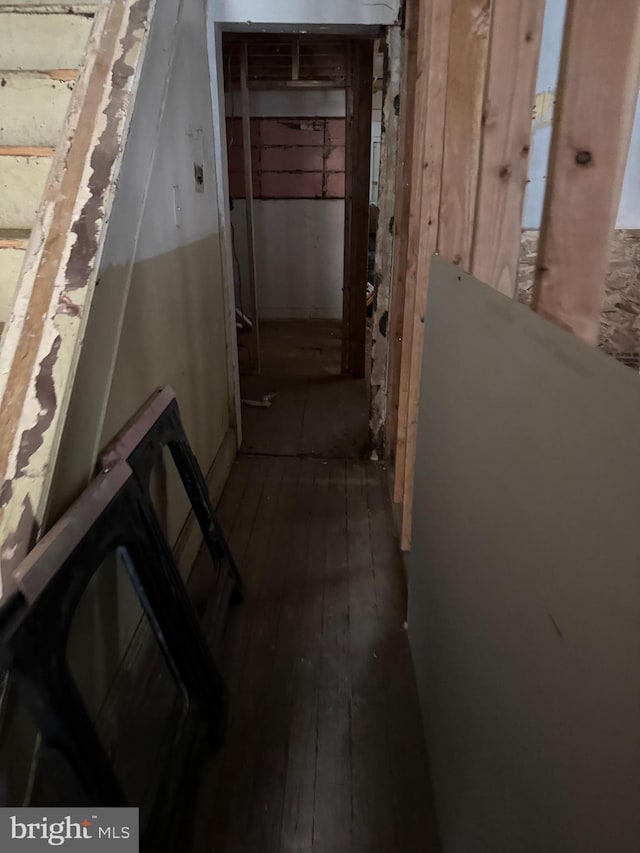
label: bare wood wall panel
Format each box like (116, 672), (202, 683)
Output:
(436, 0), (491, 268)
(385, 0), (419, 461)
(393, 0), (435, 504)
(532, 0), (640, 345)
(471, 0), (544, 295)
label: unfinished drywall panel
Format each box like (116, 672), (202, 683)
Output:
(409, 256), (640, 852)
(232, 198), (344, 319)
(210, 0), (399, 27)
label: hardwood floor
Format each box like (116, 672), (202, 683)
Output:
(238, 320), (369, 460)
(190, 456), (440, 852)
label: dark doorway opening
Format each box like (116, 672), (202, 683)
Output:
(221, 33), (379, 459)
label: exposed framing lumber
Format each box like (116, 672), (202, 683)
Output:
(343, 40), (374, 379)
(369, 24), (403, 458)
(437, 0), (492, 269)
(393, 0), (433, 503)
(240, 40), (261, 373)
(471, 0), (544, 295)
(341, 45), (354, 374)
(385, 0), (419, 461)
(532, 0), (640, 345)
(292, 37), (300, 81)
(393, 0), (452, 507)
(398, 0), (456, 548)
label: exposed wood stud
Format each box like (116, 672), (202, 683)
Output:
(343, 40), (373, 379)
(471, 0), (544, 295)
(341, 44), (353, 374)
(385, 0), (419, 461)
(370, 25), (403, 458)
(399, 0), (454, 548)
(437, 0), (492, 270)
(241, 39), (261, 373)
(292, 37), (300, 81)
(394, 0), (453, 509)
(393, 0), (433, 504)
(532, 0), (640, 344)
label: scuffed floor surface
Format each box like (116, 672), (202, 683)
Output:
(190, 456), (440, 852)
(238, 320), (369, 460)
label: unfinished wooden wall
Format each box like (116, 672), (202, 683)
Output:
(387, 0), (640, 549)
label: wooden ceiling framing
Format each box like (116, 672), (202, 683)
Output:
(222, 34), (350, 90)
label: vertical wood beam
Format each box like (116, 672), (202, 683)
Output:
(292, 37), (300, 81)
(241, 40), (260, 372)
(342, 45), (354, 373)
(385, 0), (419, 462)
(393, 0), (436, 503)
(532, 0), (640, 344)
(398, 0), (455, 547)
(471, 0), (544, 295)
(370, 25), (403, 458)
(344, 40), (374, 379)
(437, 0), (492, 269)
(393, 0), (452, 508)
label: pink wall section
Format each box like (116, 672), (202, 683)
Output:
(226, 116), (346, 200)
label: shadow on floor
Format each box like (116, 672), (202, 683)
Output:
(189, 457), (441, 852)
(239, 320), (369, 460)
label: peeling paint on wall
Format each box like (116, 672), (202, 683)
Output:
(0, 0), (155, 599)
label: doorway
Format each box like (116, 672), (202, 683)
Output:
(221, 33), (379, 459)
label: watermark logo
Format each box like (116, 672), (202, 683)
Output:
(0, 808), (138, 850)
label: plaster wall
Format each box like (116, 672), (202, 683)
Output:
(232, 198), (345, 319)
(50, 0), (235, 717)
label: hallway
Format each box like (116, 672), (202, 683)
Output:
(187, 320), (438, 850)
(191, 454), (440, 851)
(239, 320), (370, 459)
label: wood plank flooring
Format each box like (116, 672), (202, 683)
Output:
(190, 456), (440, 852)
(239, 321), (369, 459)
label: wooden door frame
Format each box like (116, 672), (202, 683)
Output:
(342, 39), (374, 378)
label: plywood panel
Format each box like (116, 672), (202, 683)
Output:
(409, 256), (640, 852)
